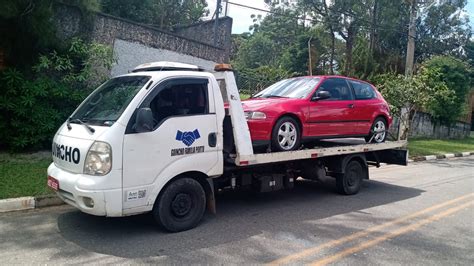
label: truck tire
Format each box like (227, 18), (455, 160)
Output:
(153, 177), (206, 232)
(336, 160), (363, 195)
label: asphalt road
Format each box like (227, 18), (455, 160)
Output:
(1, 157), (473, 264)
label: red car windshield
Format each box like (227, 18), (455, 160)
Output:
(253, 77), (321, 99)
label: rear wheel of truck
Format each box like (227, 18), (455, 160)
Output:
(336, 160), (363, 195)
(153, 177), (206, 232)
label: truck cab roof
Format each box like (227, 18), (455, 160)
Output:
(132, 61), (203, 73)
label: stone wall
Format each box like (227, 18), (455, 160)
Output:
(389, 111), (471, 139)
(53, 3), (232, 75)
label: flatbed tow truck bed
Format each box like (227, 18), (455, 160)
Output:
(233, 139), (407, 166)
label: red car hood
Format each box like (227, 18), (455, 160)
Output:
(240, 97), (298, 111)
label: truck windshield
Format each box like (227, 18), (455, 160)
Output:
(253, 77), (320, 99)
(70, 76), (151, 126)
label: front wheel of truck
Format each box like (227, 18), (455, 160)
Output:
(153, 177), (206, 232)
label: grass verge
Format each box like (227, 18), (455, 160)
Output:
(408, 135), (474, 157)
(0, 152), (53, 200)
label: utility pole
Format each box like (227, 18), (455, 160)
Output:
(224, 0), (228, 16)
(213, 0), (222, 46)
(405, 0), (417, 77)
(308, 37), (313, 76)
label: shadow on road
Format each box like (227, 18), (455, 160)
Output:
(55, 178), (423, 258)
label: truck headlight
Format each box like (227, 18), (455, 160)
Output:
(84, 141), (112, 175)
(244, 111), (267, 120)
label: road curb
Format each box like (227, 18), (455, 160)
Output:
(0, 195), (64, 213)
(412, 151), (474, 162)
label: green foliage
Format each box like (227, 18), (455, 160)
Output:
(233, 33), (279, 69)
(0, 38), (114, 151)
(416, 1), (472, 61)
(374, 73), (433, 117)
(100, 0), (209, 30)
(0, 0), (101, 69)
(422, 56), (473, 124)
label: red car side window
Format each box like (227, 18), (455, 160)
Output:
(317, 78), (353, 101)
(349, 80), (376, 100)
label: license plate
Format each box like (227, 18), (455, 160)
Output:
(47, 176), (59, 191)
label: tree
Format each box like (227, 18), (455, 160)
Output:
(100, 0), (209, 30)
(416, 0), (472, 63)
(422, 56), (472, 124)
(233, 33), (279, 69)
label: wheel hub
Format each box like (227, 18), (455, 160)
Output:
(278, 122), (297, 150)
(373, 120), (386, 143)
(171, 193), (192, 217)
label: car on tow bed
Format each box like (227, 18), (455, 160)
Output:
(242, 76), (392, 151)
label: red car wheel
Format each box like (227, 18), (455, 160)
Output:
(271, 116), (301, 151)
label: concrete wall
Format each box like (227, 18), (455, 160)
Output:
(111, 39), (217, 76)
(53, 3), (232, 75)
(389, 111), (471, 139)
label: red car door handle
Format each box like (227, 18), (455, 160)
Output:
(348, 104), (354, 108)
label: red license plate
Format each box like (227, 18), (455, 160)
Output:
(47, 176), (59, 191)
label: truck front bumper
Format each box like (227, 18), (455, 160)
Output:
(47, 163), (122, 217)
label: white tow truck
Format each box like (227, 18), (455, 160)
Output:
(47, 62), (408, 232)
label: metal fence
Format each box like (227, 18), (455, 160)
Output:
(234, 72), (275, 98)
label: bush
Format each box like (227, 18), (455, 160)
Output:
(0, 38), (113, 151)
(374, 70), (454, 139)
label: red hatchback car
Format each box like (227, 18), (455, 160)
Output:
(242, 76), (392, 151)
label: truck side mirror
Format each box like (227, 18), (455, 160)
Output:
(134, 107), (154, 133)
(311, 91), (331, 101)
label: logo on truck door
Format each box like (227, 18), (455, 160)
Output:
(171, 129), (205, 156)
(176, 129), (200, 146)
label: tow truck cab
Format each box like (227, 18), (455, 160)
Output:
(48, 62), (226, 217)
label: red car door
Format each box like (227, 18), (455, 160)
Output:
(308, 78), (357, 137)
(347, 79), (379, 134)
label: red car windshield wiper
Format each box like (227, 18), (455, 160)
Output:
(265, 95), (289, 98)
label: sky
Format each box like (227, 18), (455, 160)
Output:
(206, 0), (269, 34)
(467, 0), (474, 28)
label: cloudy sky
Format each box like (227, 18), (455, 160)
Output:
(206, 0), (269, 34)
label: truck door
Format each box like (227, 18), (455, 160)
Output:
(122, 78), (219, 210)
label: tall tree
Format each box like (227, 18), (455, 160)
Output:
(415, 0), (472, 63)
(100, 0), (209, 30)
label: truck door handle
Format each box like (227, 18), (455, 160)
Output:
(208, 132), (217, 147)
(348, 104), (354, 108)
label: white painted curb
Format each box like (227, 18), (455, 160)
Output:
(425, 155), (437, 161)
(0, 197), (35, 213)
(444, 153), (455, 158)
(462, 152), (470, 157)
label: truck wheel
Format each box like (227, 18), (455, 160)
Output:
(336, 160), (363, 195)
(271, 116), (301, 151)
(153, 177), (206, 232)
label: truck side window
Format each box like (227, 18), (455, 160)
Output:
(149, 82), (209, 127)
